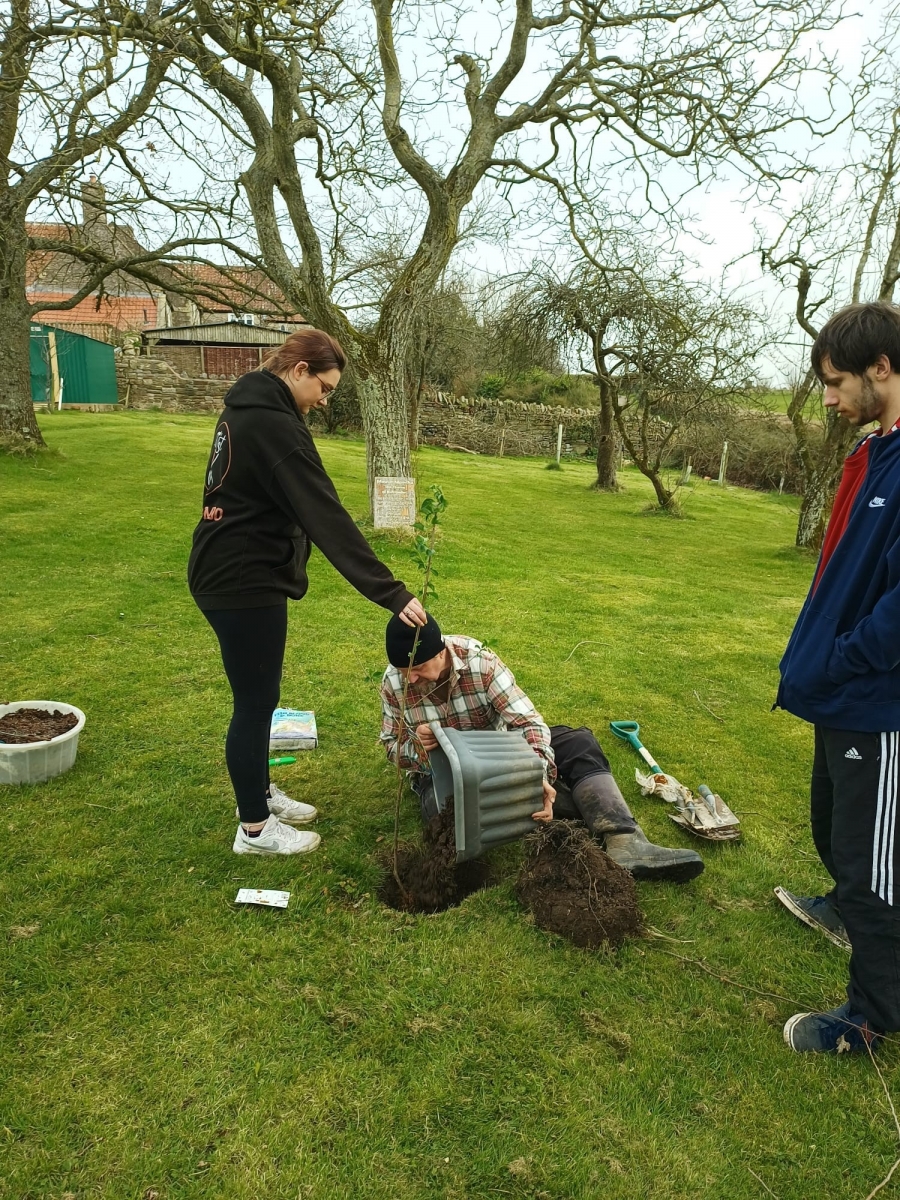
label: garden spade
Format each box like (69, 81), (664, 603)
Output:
(609, 720), (741, 842)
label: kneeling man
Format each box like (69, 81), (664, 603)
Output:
(379, 613), (703, 882)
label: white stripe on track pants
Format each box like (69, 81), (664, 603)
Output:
(811, 725), (900, 1031)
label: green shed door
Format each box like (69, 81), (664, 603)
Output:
(54, 328), (119, 405)
(29, 326), (50, 405)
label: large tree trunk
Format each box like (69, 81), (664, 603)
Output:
(0, 206), (44, 449)
(593, 379), (619, 490)
(408, 337), (431, 452)
(357, 239), (454, 513)
(358, 347), (414, 504)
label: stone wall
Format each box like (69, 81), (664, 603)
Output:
(148, 345), (204, 375)
(416, 392), (598, 457)
(116, 354), (225, 414)
(115, 356), (601, 453)
(108, 357), (804, 491)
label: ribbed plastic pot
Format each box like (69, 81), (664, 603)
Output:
(0, 701), (86, 785)
(428, 724), (545, 863)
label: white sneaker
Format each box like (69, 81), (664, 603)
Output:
(235, 783), (318, 826)
(232, 813), (321, 856)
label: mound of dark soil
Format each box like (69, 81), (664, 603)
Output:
(0, 708), (78, 744)
(379, 801), (493, 914)
(516, 821), (643, 949)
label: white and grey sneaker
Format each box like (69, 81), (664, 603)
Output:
(235, 783), (318, 827)
(232, 813), (321, 856)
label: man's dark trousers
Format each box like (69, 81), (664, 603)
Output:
(812, 725), (900, 1031)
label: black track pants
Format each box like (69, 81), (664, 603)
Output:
(811, 725), (900, 1031)
(202, 603), (287, 824)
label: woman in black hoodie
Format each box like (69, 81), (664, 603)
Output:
(188, 329), (425, 856)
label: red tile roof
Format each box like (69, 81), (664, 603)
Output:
(183, 263), (297, 313)
(30, 292), (161, 329)
(26, 222), (304, 328)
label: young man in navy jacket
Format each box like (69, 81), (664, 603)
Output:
(778, 302), (900, 1053)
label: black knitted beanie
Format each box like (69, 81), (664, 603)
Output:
(385, 611), (444, 668)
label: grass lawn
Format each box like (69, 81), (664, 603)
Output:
(746, 390), (793, 415)
(1, 412), (896, 1200)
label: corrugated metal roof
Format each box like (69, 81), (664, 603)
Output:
(143, 321), (294, 346)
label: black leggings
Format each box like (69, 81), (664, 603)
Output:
(203, 603), (287, 824)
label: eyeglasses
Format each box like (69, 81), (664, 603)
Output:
(310, 371), (335, 397)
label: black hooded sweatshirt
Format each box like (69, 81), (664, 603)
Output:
(187, 370), (415, 613)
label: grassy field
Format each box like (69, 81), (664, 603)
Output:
(1, 411), (896, 1200)
(743, 390), (794, 415)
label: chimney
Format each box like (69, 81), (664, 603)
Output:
(81, 175), (108, 232)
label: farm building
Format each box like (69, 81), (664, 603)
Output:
(142, 316), (311, 378)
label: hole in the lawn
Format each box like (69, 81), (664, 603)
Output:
(378, 800), (494, 913)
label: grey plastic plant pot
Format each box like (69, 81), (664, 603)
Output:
(428, 723), (545, 863)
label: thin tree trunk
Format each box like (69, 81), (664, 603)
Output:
(788, 370), (855, 550)
(593, 377), (619, 490)
(648, 470), (676, 509)
(795, 413), (856, 550)
(796, 478), (832, 550)
(879, 192), (900, 302)
(0, 207), (44, 448)
(613, 406), (675, 509)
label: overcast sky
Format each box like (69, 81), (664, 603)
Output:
(439, 3), (873, 384)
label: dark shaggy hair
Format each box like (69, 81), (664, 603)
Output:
(811, 302), (900, 380)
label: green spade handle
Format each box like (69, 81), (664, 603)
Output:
(609, 720), (663, 774)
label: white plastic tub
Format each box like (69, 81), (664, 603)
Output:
(0, 701), (86, 785)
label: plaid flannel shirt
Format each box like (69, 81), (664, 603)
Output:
(379, 635), (556, 780)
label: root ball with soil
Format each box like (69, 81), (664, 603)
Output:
(516, 821), (644, 948)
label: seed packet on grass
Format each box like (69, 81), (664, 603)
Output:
(235, 889), (290, 909)
(269, 709), (318, 751)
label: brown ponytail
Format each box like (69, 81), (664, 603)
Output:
(261, 328), (347, 376)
